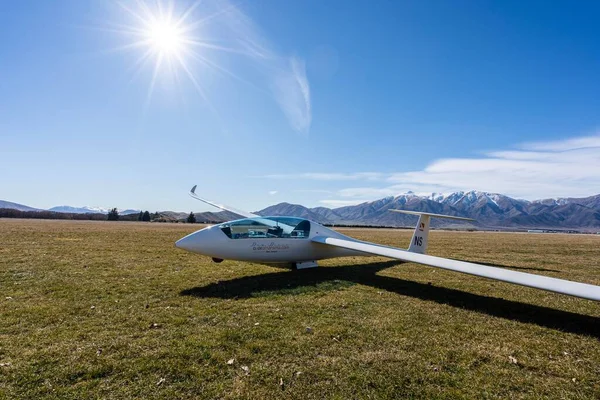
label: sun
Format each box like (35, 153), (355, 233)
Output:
(110, 0), (208, 102)
(107, 0), (243, 106)
(146, 19), (185, 56)
(133, 4), (192, 63)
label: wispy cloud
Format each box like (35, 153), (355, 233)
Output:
(271, 57), (311, 134)
(294, 189), (335, 194)
(268, 190), (278, 195)
(110, 0), (311, 134)
(263, 172), (385, 181)
(521, 135), (600, 152)
(263, 133), (600, 202)
(318, 199), (369, 207)
(217, 2), (311, 133)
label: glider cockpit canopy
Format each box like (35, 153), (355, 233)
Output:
(216, 216), (311, 239)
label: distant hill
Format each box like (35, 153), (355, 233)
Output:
(160, 210), (241, 223)
(259, 202), (333, 223)
(0, 200), (40, 212)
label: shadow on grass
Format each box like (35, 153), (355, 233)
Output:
(181, 260), (600, 338)
(450, 259), (561, 273)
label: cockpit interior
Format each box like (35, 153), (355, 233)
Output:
(217, 217), (311, 239)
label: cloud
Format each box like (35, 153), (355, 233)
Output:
(271, 57), (311, 134)
(217, 2), (311, 133)
(318, 199), (369, 207)
(293, 189), (335, 194)
(268, 190), (278, 195)
(384, 133), (600, 199)
(337, 187), (398, 198)
(521, 135), (600, 152)
(263, 172), (385, 181)
(262, 133), (600, 202)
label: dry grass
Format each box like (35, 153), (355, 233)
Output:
(1, 219), (599, 399)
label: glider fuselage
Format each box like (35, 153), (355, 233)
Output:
(175, 217), (365, 264)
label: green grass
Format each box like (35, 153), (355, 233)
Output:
(1, 219), (599, 399)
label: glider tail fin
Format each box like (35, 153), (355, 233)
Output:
(409, 214), (431, 254)
(389, 210), (475, 254)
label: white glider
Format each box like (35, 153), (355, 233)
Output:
(176, 186), (600, 301)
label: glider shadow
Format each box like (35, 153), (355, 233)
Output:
(450, 259), (562, 273)
(180, 260), (600, 338)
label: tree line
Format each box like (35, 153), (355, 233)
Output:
(107, 209), (156, 222)
(0, 208), (202, 223)
(0, 208), (106, 221)
(107, 209), (164, 222)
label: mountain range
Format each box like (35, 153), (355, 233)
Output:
(0, 201), (140, 215)
(48, 206), (140, 215)
(2, 190), (600, 229)
(256, 190), (600, 230)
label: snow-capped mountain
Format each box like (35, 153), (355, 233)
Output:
(0, 200), (140, 215)
(257, 191), (600, 229)
(424, 190), (516, 208)
(48, 206), (140, 215)
(49, 206), (108, 214)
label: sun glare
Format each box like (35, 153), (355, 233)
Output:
(109, 0), (244, 107)
(146, 19), (184, 56)
(110, 0), (208, 103)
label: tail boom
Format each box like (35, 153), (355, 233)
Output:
(389, 210), (474, 254)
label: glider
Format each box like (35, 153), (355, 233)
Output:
(176, 186), (600, 301)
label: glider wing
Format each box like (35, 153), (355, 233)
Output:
(311, 236), (600, 301)
(189, 185), (258, 219)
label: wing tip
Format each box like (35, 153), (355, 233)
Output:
(190, 184), (197, 194)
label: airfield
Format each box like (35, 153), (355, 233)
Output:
(1, 219), (599, 399)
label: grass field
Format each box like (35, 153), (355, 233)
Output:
(1, 219), (599, 399)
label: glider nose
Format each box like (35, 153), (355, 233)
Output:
(175, 225), (225, 254)
(175, 235), (192, 252)
(175, 229), (208, 253)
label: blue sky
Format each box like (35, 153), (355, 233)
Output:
(2, 0), (600, 212)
